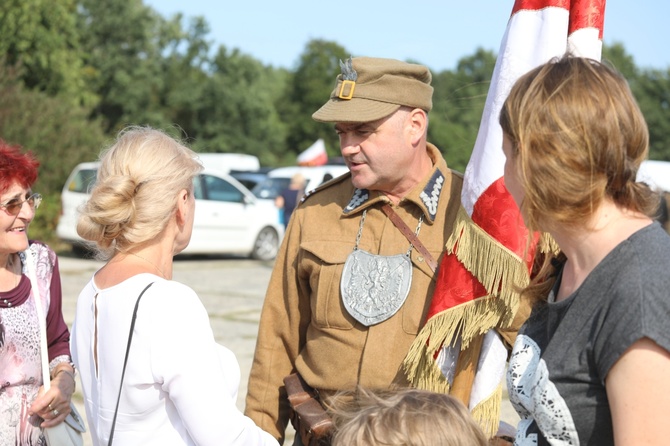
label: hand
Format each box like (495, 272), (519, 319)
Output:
(29, 366), (76, 428)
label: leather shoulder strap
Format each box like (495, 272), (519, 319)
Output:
(381, 204), (438, 273)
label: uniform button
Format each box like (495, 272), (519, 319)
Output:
(417, 256), (424, 263)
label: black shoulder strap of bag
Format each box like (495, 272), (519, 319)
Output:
(108, 282), (155, 446)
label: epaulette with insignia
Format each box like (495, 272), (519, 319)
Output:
(418, 170), (445, 221)
(299, 171), (352, 204)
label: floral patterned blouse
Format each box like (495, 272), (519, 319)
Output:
(0, 242), (71, 445)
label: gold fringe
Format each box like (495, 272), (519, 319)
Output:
(402, 205), (532, 435)
(471, 380), (503, 439)
(403, 295), (507, 388)
(539, 231), (560, 255)
(445, 207), (531, 312)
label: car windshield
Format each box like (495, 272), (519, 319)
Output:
(229, 170), (268, 192)
(251, 177), (291, 199)
(68, 168), (98, 193)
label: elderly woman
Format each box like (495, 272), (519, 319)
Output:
(501, 56), (670, 445)
(0, 140), (76, 444)
(71, 126), (277, 446)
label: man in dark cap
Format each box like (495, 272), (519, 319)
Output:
(245, 57), (464, 444)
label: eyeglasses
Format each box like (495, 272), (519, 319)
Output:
(0, 193), (42, 216)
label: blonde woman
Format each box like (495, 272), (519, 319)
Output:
(71, 127), (277, 446)
(501, 57), (670, 444)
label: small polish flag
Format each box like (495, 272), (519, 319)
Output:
(297, 139), (328, 166)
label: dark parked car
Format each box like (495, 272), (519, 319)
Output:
(229, 168), (272, 194)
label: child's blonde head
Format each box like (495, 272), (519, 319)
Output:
(330, 388), (488, 446)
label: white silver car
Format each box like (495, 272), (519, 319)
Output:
(251, 165), (350, 200)
(56, 162), (283, 260)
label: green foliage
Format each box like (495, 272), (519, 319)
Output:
(185, 47), (289, 166)
(281, 39), (350, 160)
(429, 48), (496, 172)
(77, 0), (173, 132)
(30, 192), (62, 247)
(1, 0), (670, 241)
(604, 43), (670, 161)
(602, 42), (638, 78)
(636, 67), (670, 160)
(0, 64), (106, 197)
(0, 0), (93, 106)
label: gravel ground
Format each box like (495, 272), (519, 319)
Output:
(57, 254), (519, 445)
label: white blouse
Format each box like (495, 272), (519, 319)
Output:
(71, 273), (277, 446)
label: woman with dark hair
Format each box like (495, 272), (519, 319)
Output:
(0, 140), (77, 444)
(501, 56), (670, 445)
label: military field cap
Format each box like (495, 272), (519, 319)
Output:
(312, 57), (434, 123)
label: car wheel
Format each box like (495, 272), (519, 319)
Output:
(251, 226), (279, 261)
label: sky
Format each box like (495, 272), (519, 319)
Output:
(143, 1), (670, 72)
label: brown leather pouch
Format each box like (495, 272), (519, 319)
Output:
(283, 373), (334, 446)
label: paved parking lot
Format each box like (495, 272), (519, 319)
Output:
(58, 254), (518, 445)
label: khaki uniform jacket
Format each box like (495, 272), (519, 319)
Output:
(245, 144), (463, 441)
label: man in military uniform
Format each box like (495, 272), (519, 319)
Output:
(245, 57), (464, 444)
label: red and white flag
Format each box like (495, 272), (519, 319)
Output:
(297, 138), (328, 166)
(403, 0), (605, 436)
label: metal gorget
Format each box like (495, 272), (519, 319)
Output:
(340, 209), (423, 326)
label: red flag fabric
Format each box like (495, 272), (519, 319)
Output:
(403, 0), (605, 437)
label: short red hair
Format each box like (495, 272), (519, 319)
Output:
(0, 139), (40, 194)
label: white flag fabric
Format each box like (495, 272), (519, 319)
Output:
(297, 138), (328, 166)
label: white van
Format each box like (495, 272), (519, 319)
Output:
(196, 153), (260, 173)
(57, 159), (283, 260)
(251, 164), (350, 200)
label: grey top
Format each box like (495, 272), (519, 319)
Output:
(507, 222), (670, 445)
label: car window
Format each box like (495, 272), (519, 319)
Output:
(251, 177), (291, 199)
(234, 178), (256, 190)
(68, 168), (98, 193)
(229, 171), (268, 192)
(193, 176), (205, 200)
(201, 174), (244, 202)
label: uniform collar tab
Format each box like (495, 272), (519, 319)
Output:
(344, 188), (371, 214)
(417, 170), (445, 222)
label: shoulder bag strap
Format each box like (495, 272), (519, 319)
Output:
(25, 249), (52, 392)
(381, 203), (438, 273)
(108, 282), (155, 446)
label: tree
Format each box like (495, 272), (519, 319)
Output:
(281, 39), (349, 160)
(430, 48), (496, 172)
(0, 65), (106, 245)
(0, 0), (91, 106)
(604, 42), (670, 160)
(636, 67), (670, 160)
(184, 47), (288, 166)
(77, 0), (173, 132)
